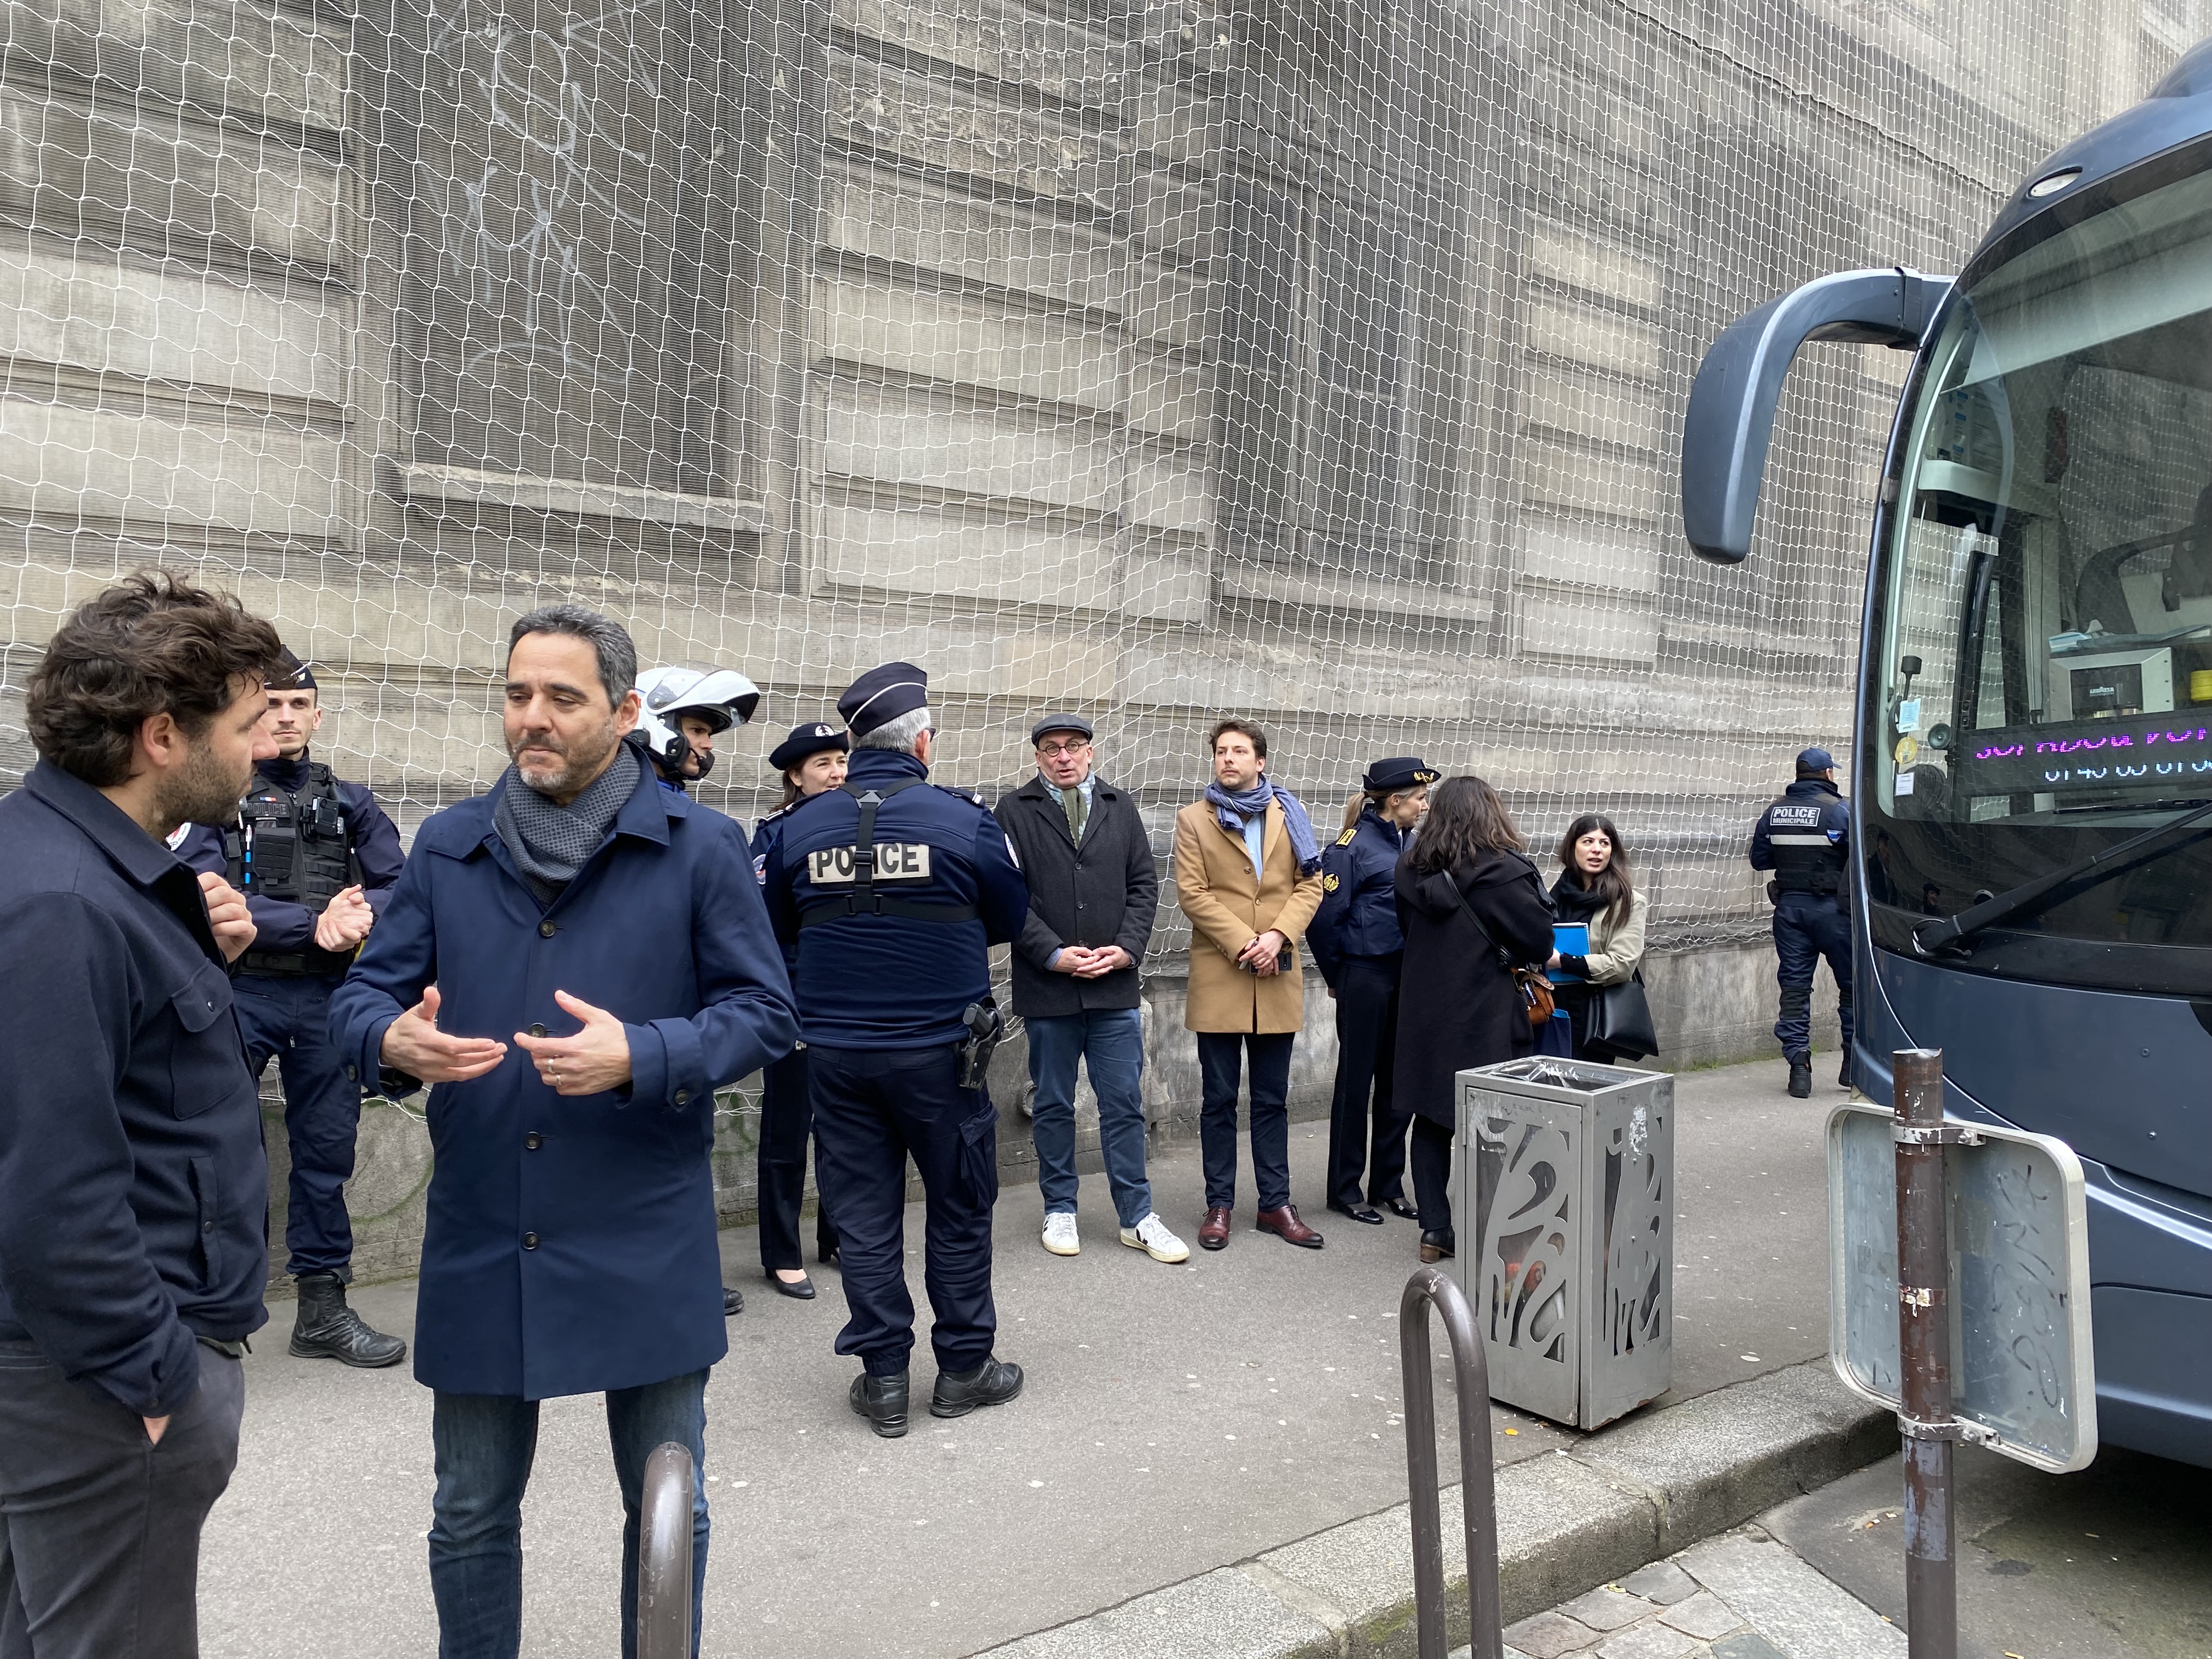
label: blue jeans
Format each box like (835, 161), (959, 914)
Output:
(428, 1372), (709, 1659)
(1026, 1008), (1151, 1227)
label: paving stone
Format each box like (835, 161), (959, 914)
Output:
(1593, 1623), (1698, 1659)
(1658, 1589), (1743, 1641)
(1708, 1634), (1788, 1659)
(1502, 1609), (1602, 1658)
(1616, 1561), (1699, 1605)
(1556, 1587), (1651, 1632)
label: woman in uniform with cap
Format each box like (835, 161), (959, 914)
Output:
(751, 721), (851, 1296)
(1307, 758), (1434, 1225)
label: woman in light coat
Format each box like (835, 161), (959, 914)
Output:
(1546, 814), (1650, 1063)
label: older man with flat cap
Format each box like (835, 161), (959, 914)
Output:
(760, 663), (1030, 1438)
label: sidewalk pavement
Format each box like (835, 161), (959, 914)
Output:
(198, 1057), (1872, 1659)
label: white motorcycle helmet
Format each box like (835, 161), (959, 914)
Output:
(634, 664), (763, 780)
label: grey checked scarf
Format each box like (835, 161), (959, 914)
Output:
(494, 740), (641, 906)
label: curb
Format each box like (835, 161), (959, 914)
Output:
(969, 1358), (1891, 1659)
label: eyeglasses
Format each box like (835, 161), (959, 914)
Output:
(1036, 740), (1091, 758)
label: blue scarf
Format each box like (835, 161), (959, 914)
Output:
(1205, 777), (1323, 876)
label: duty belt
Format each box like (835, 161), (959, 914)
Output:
(238, 949), (351, 977)
(1773, 870), (1841, 894)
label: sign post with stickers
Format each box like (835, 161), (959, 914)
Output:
(1829, 1051), (2096, 1659)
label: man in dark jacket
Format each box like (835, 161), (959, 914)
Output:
(0, 571), (283, 1658)
(1748, 746), (1853, 1098)
(175, 650), (409, 1368)
(994, 715), (1184, 1264)
(328, 605), (797, 1659)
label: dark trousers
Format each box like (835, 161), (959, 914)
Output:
(1408, 1116), (1455, 1240)
(757, 1047), (838, 1273)
(0, 1338), (244, 1659)
(1773, 894), (1854, 1059)
(1324, 956), (1408, 1208)
(1196, 1030), (1295, 1212)
(427, 1371), (708, 1659)
(808, 1043), (999, 1378)
(233, 971), (360, 1278)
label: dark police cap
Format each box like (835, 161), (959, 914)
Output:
(1797, 746), (1836, 775)
(269, 648), (317, 691)
(837, 662), (929, 738)
(1029, 712), (1093, 746)
(1363, 755), (1437, 793)
(770, 721), (850, 772)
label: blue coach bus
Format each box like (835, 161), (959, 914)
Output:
(1683, 40), (2212, 1468)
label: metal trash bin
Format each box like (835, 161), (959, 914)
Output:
(1451, 1056), (1674, 1430)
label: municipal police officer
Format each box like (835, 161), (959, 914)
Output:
(1749, 746), (1853, 1099)
(1308, 757), (1434, 1223)
(173, 650), (409, 1365)
(760, 664), (1029, 1439)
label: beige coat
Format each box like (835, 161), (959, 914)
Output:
(1173, 798), (1326, 1034)
(1578, 889), (1649, 985)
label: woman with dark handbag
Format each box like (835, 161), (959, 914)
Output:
(1546, 814), (1656, 1064)
(1391, 776), (1556, 1265)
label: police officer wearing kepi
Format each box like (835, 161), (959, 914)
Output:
(1308, 756), (1434, 1224)
(1749, 746), (1853, 1099)
(760, 663), (1030, 1439)
(176, 648), (409, 1366)
(634, 660), (764, 1318)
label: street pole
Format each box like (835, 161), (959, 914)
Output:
(1893, 1048), (1957, 1659)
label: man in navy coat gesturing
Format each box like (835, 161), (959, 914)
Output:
(330, 605), (797, 1659)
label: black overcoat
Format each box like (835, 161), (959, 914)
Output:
(1391, 848), (1558, 1127)
(992, 773), (1158, 1017)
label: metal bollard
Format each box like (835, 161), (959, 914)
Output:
(636, 1441), (696, 1659)
(1893, 1049), (1958, 1659)
(1400, 1266), (1505, 1659)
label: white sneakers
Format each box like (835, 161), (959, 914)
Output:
(1041, 1212), (1081, 1255)
(1119, 1213), (1191, 1265)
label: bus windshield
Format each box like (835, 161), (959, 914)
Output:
(1866, 149), (2212, 988)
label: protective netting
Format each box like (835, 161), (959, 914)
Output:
(0, 0), (2196, 952)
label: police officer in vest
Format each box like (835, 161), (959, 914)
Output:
(177, 651), (408, 1364)
(1748, 747), (1853, 1099)
(759, 663), (1030, 1438)
(635, 661), (764, 1319)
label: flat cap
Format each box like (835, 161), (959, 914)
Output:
(769, 721), (850, 773)
(1362, 755), (1437, 793)
(837, 662), (929, 738)
(1029, 713), (1093, 745)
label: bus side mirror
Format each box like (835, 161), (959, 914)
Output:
(1681, 267), (1951, 565)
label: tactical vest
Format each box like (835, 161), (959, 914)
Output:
(224, 763), (360, 974)
(797, 777), (981, 928)
(1762, 794), (1847, 895)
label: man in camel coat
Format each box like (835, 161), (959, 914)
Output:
(1171, 717), (1328, 1253)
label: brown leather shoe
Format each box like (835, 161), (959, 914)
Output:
(1256, 1204), (1325, 1249)
(1198, 1205), (1233, 1251)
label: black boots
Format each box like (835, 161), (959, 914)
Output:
(723, 1286), (745, 1317)
(1838, 1052), (1853, 1090)
(930, 1356), (1024, 1419)
(291, 1273), (406, 1368)
(1787, 1055), (1813, 1098)
(850, 1370), (911, 1438)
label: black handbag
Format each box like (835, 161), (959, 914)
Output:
(1585, 969), (1658, 1061)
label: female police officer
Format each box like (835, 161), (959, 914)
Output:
(751, 722), (851, 1297)
(1307, 757), (1434, 1224)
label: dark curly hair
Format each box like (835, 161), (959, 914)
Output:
(26, 571), (286, 786)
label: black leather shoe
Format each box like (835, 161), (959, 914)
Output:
(291, 1274), (406, 1368)
(930, 1356), (1024, 1419)
(849, 1371), (910, 1438)
(723, 1286), (745, 1317)
(1838, 1054), (1853, 1090)
(1787, 1057), (1813, 1099)
(1327, 1201), (1385, 1226)
(771, 1272), (816, 1301)
(1381, 1197), (1419, 1220)
(1418, 1230), (1456, 1263)
(817, 1240), (840, 1267)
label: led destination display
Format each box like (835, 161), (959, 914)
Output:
(1954, 710), (2212, 795)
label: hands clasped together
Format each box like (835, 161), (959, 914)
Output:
(1049, 944), (1134, 980)
(379, 985), (634, 1095)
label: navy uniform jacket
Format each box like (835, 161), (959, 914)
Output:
(0, 763), (269, 1415)
(327, 754), (798, 1400)
(173, 749), (405, 952)
(1749, 778), (1851, 891)
(761, 747), (1028, 1049)
(1307, 806), (1410, 986)
(750, 805), (803, 978)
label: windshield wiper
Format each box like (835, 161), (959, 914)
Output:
(1912, 799), (2212, 954)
